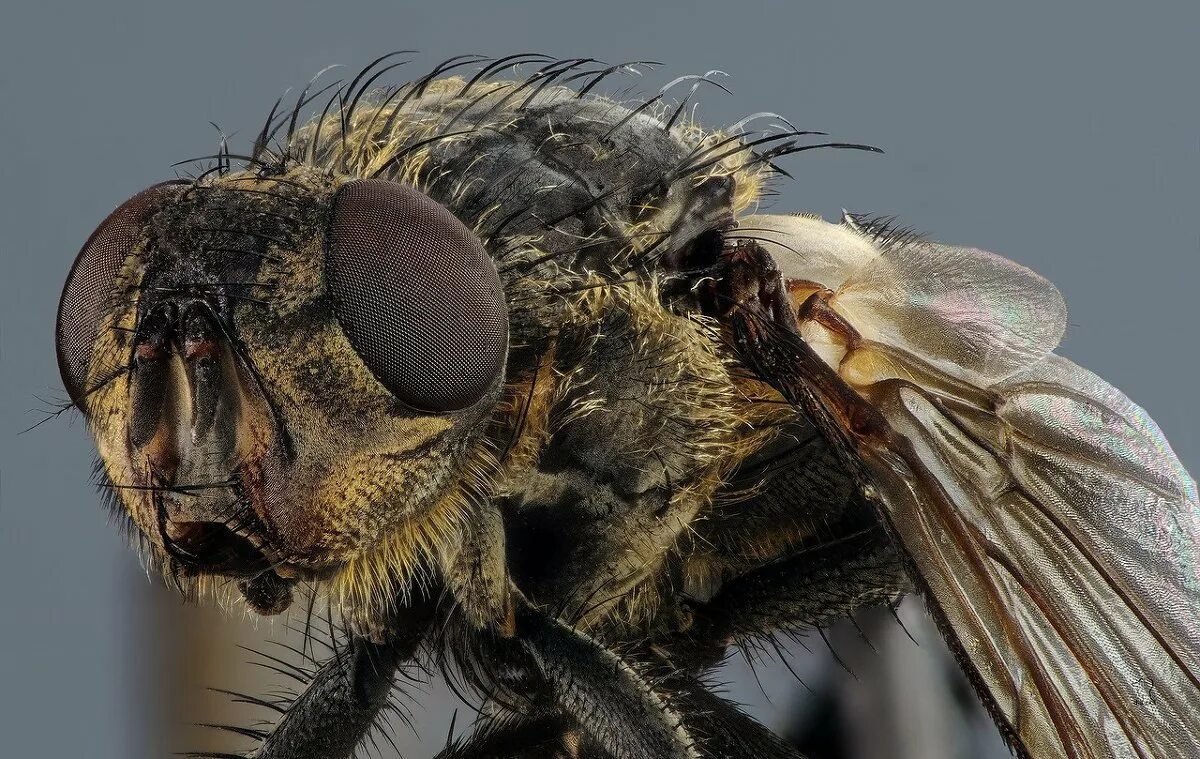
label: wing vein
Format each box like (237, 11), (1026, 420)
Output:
(906, 381), (1200, 697)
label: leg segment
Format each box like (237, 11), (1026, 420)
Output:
(250, 635), (409, 759)
(246, 594), (436, 759)
(513, 600), (697, 759)
(664, 674), (808, 759)
(433, 714), (574, 758)
(679, 521), (908, 671)
(570, 675), (810, 759)
(450, 600), (817, 759)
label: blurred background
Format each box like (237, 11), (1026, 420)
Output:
(2, 1), (1197, 757)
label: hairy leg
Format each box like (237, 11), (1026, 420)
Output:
(208, 592), (437, 759)
(249, 634), (412, 759)
(433, 714), (574, 758)
(443, 599), (818, 759)
(513, 600), (697, 759)
(436, 664), (812, 759)
(674, 521), (908, 672)
(662, 674), (807, 759)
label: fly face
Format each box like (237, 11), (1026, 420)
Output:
(56, 168), (508, 611)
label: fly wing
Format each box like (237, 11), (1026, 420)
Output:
(728, 214), (1200, 758)
(869, 361), (1200, 758)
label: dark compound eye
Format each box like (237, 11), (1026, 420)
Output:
(324, 179), (508, 413)
(56, 181), (186, 406)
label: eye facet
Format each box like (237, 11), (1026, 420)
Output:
(324, 179), (509, 412)
(56, 182), (186, 406)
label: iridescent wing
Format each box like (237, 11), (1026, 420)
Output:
(726, 213), (1200, 758)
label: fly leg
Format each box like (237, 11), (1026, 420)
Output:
(433, 714), (575, 758)
(669, 519), (908, 672)
(511, 600), (698, 759)
(567, 679), (809, 759)
(238, 591), (437, 759)
(651, 673), (808, 759)
(446, 601), (810, 759)
(249, 634), (412, 759)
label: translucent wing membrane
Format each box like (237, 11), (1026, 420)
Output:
(836, 242), (1067, 383)
(750, 213), (1200, 758)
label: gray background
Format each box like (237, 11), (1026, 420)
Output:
(2, 1), (1197, 757)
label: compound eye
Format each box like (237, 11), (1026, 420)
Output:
(324, 179), (508, 412)
(56, 181), (186, 406)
